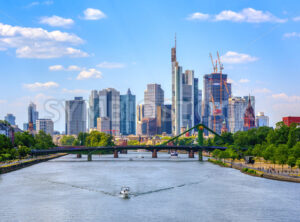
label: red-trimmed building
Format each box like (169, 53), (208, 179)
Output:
(243, 96), (256, 130)
(282, 116), (300, 126)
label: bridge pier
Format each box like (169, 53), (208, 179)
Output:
(188, 150), (194, 158)
(88, 153), (92, 161)
(152, 149), (157, 158)
(198, 149), (203, 161)
(114, 150), (119, 158)
(77, 154), (82, 158)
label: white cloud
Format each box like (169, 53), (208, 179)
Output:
(49, 65), (82, 71)
(39, 15), (74, 27)
(293, 16), (300, 21)
(227, 78), (235, 84)
(0, 22), (88, 58)
(221, 51), (258, 64)
(23, 81), (59, 90)
(272, 93), (300, 102)
(239, 78), (250, 83)
(62, 88), (89, 94)
(283, 32), (300, 38)
(254, 88), (271, 94)
(49, 65), (64, 71)
(187, 8), (287, 23)
(186, 12), (210, 21)
(26, 1), (53, 8)
(0, 99), (7, 104)
(82, 8), (106, 20)
(97, 61), (125, 69)
(77, 68), (102, 80)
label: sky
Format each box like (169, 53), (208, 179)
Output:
(0, 0), (300, 132)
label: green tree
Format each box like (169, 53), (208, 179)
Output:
(34, 130), (55, 149)
(0, 134), (12, 150)
(296, 159), (300, 169)
(287, 155), (296, 168)
(275, 144), (289, 170)
(85, 131), (114, 147)
(14, 132), (35, 148)
(60, 135), (76, 145)
(77, 132), (89, 146)
(128, 140), (139, 146)
(17, 146), (31, 158)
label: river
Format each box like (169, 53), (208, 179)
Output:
(0, 152), (299, 222)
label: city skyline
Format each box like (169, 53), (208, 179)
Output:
(1, 0), (300, 131)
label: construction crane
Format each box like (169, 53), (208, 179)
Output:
(209, 53), (216, 73)
(217, 51), (223, 108)
(210, 93), (222, 132)
(223, 80), (231, 98)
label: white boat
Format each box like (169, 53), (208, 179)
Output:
(171, 151), (178, 158)
(120, 186), (130, 199)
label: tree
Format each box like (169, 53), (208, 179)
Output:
(128, 140), (139, 146)
(0, 134), (12, 150)
(85, 131), (114, 147)
(296, 159), (300, 169)
(60, 135), (76, 146)
(275, 144), (289, 170)
(77, 132), (89, 146)
(14, 132), (35, 148)
(34, 131), (55, 149)
(287, 155), (296, 168)
(17, 146), (31, 158)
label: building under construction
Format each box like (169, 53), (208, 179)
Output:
(202, 52), (232, 135)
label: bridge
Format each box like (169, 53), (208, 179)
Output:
(30, 124), (229, 161)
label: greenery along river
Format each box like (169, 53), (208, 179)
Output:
(0, 153), (300, 222)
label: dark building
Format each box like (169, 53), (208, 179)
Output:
(243, 96), (256, 130)
(141, 118), (157, 136)
(161, 104), (172, 135)
(120, 89), (136, 135)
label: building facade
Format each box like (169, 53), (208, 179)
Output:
(243, 97), (256, 130)
(282, 116), (300, 126)
(65, 97), (86, 135)
(120, 89), (136, 135)
(256, 112), (269, 127)
(228, 97), (248, 133)
(161, 104), (172, 135)
(99, 88), (120, 136)
(88, 90), (99, 130)
(4, 114), (16, 125)
(36, 119), (54, 135)
(97, 117), (110, 133)
(28, 102), (39, 130)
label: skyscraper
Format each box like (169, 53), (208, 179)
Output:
(144, 83), (164, 134)
(36, 119), (54, 135)
(120, 89), (136, 135)
(4, 114), (15, 125)
(202, 73), (232, 135)
(136, 104), (144, 135)
(65, 97), (86, 135)
(99, 88), (120, 136)
(28, 102), (39, 130)
(88, 90), (99, 130)
(161, 104), (172, 134)
(171, 37), (198, 135)
(228, 97), (248, 133)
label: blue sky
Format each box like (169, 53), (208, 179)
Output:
(0, 0), (300, 131)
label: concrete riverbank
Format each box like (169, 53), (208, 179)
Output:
(0, 153), (67, 174)
(208, 158), (300, 183)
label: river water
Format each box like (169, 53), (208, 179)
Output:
(0, 152), (300, 222)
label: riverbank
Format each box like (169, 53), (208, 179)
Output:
(0, 153), (67, 174)
(208, 158), (300, 183)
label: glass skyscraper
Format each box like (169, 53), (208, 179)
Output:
(120, 89), (136, 135)
(65, 97), (86, 135)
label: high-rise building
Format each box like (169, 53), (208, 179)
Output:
(65, 97), (86, 135)
(97, 117), (110, 133)
(244, 96), (256, 131)
(228, 97), (248, 133)
(171, 38), (198, 135)
(161, 104), (172, 135)
(120, 89), (136, 135)
(88, 90), (99, 130)
(202, 73), (232, 135)
(99, 88), (120, 136)
(144, 83), (164, 134)
(28, 102), (39, 130)
(36, 119), (54, 135)
(136, 104), (144, 135)
(256, 112), (269, 127)
(197, 90), (202, 123)
(4, 114), (15, 125)
(243, 96), (255, 114)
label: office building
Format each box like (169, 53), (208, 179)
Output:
(99, 88), (120, 136)
(171, 38), (198, 135)
(256, 112), (269, 127)
(97, 117), (110, 133)
(162, 104), (172, 134)
(136, 104), (144, 135)
(4, 114), (15, 125)
(65, 97), (86, 135)
(120, 89), (136, 135)
(202, 73), (232, 135)
(283, 116), (300, 126)
(36, 119), (54, 135)
(27, 102), (39, 131)
(88, 90), (99, 129)
(228, 97), (248, 133)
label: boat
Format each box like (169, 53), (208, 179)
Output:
(170, 151), (178, 158)
(120, 186), (130, 199)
